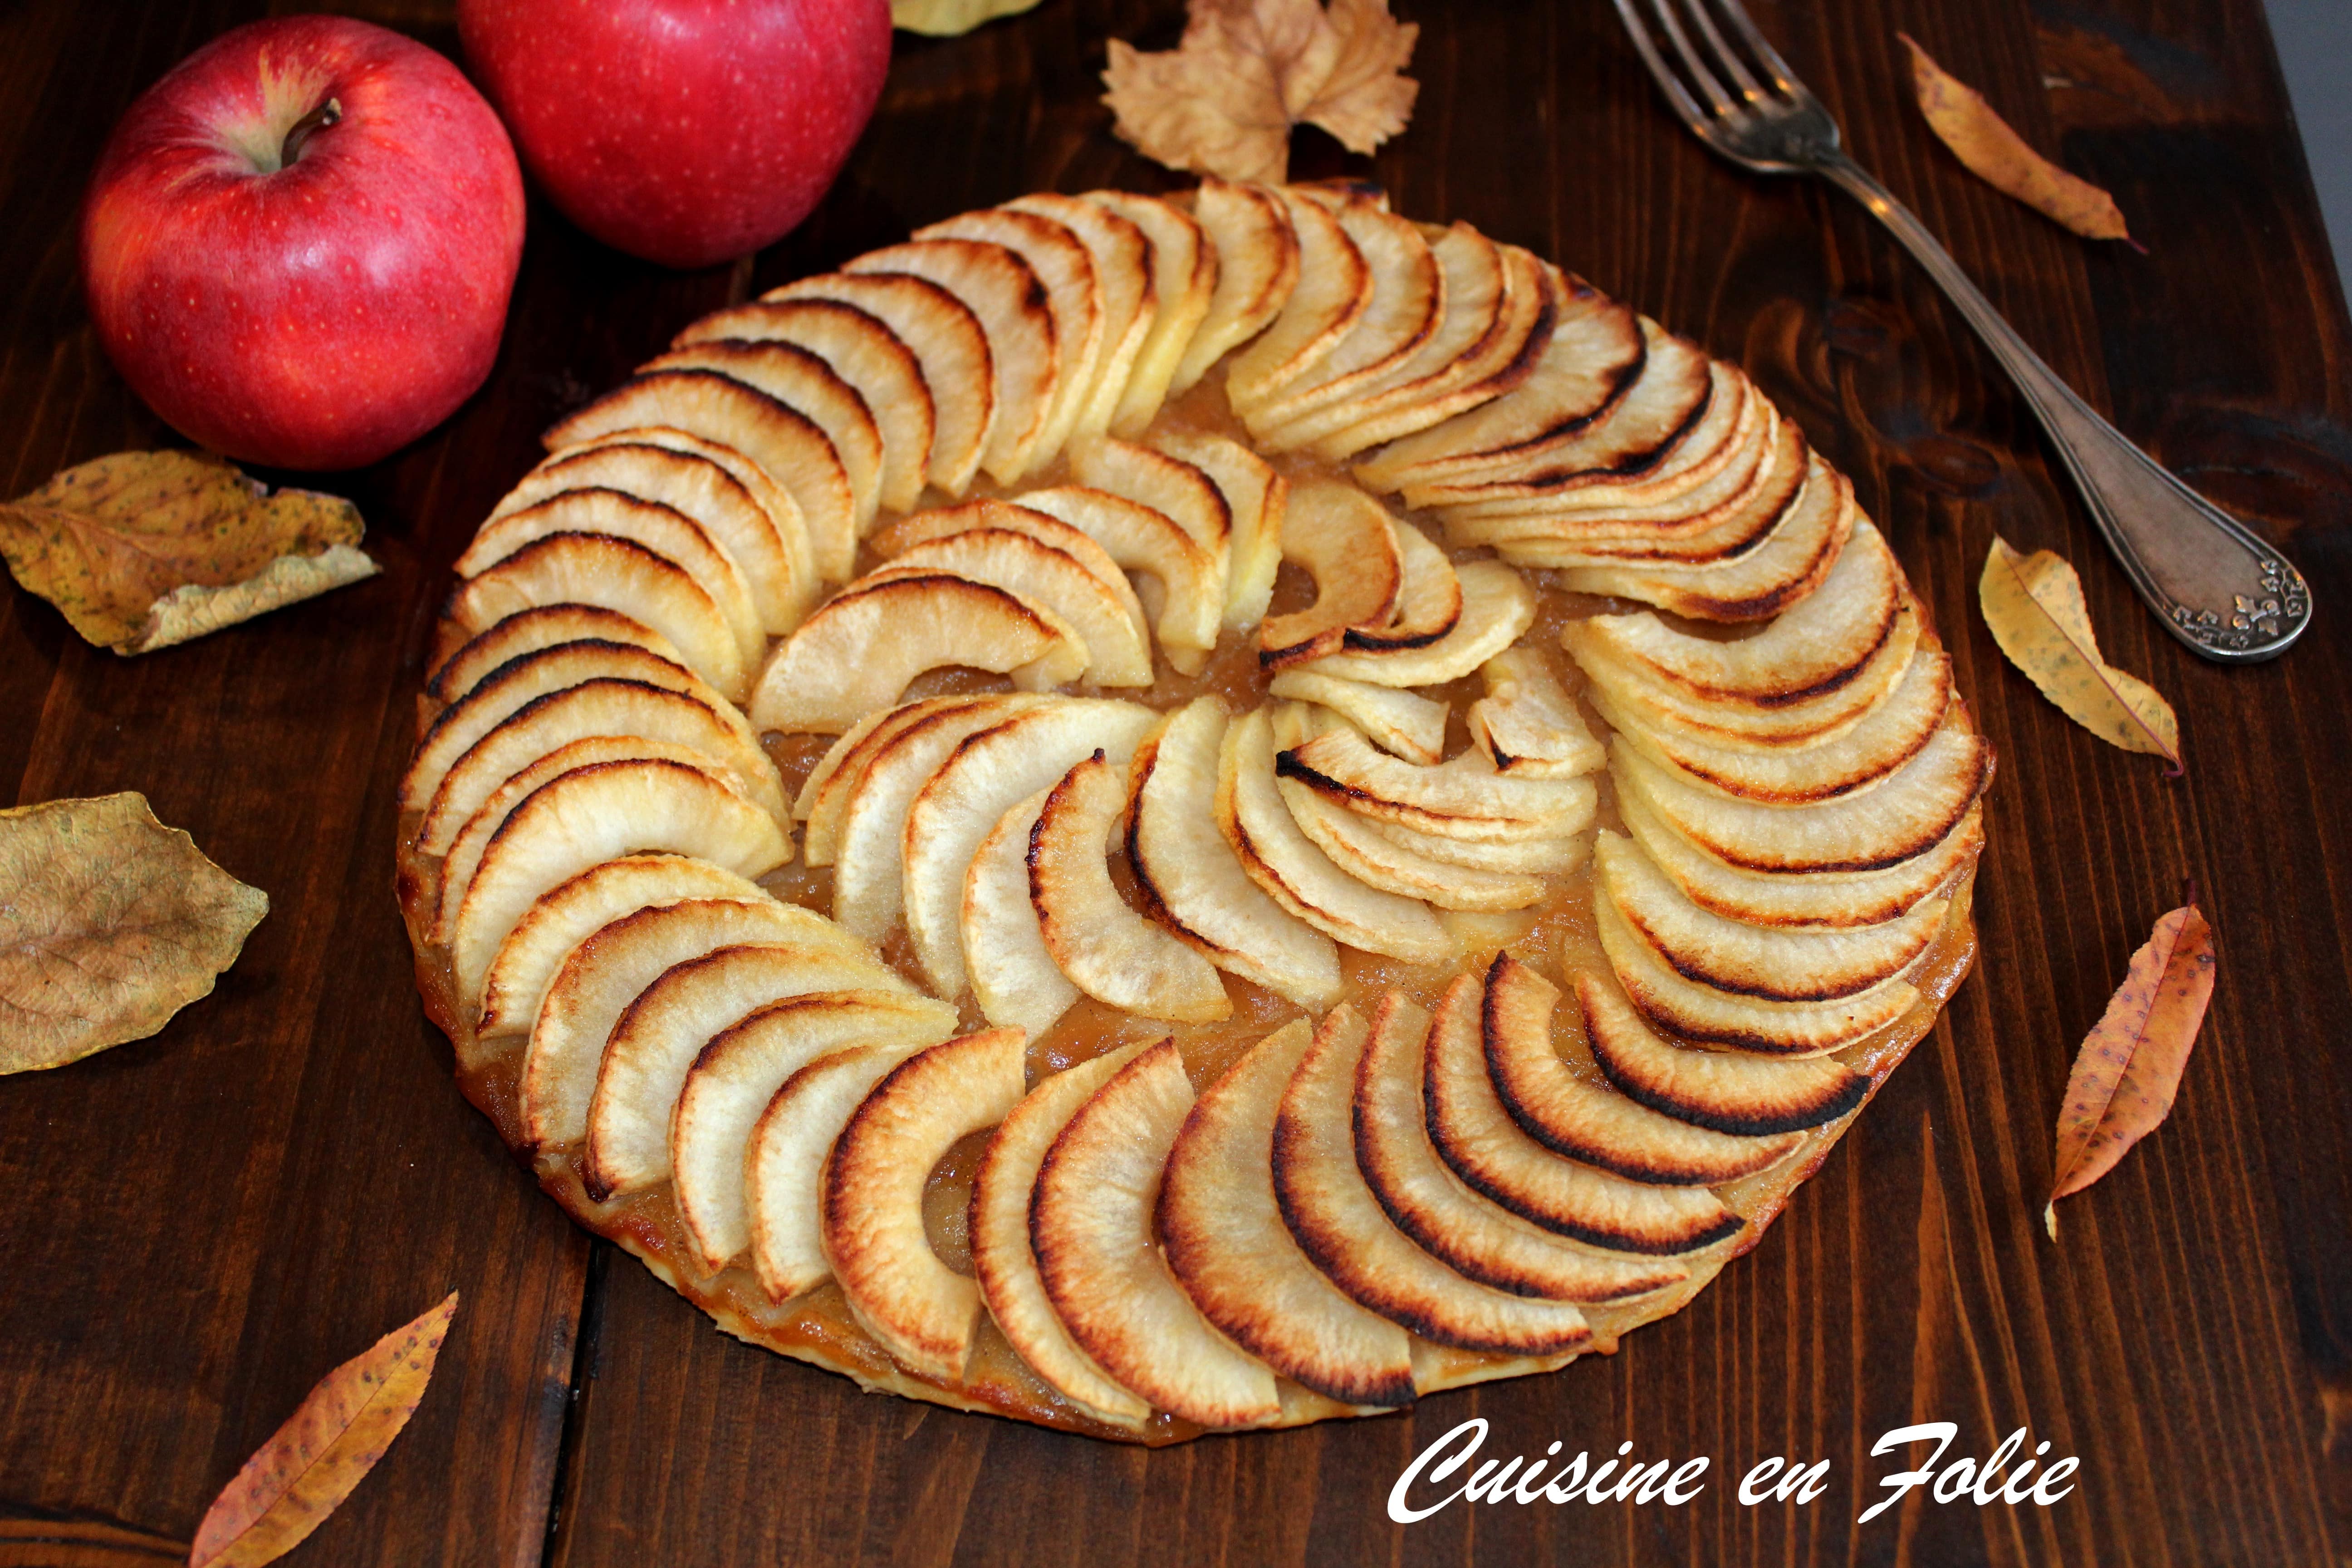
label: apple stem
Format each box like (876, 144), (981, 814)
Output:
(280, 98), (343, 166)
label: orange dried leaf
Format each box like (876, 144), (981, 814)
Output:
(2045, 901), (2215, 1240)
(1103, 0), (1419, 183)
(1979, 535), (2181, 771)
(0, 450), (378, 655)
(189, 1292), (459, 1568)
(1900, 33), (2133, 243)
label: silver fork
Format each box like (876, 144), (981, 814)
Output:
(1612, 0), (2310, 663)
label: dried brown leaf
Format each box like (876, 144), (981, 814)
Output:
(0, 793), (267, 1075)
(2046, 897), (2216, 1239)
(189, 1292), (458, 1568)
(1979, 535), (2180, 771)
(1900, 34), (2132, 243)
(1102, 0), (1419, 182)
(0, 450), (379, 655)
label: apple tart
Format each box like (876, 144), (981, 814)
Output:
(397, 177), (1989, 1442)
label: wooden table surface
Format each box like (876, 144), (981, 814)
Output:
(5, 0), (2350, 1563)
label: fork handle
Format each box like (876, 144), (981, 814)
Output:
(1818, 152), (2310, 663)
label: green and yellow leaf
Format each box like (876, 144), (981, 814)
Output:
(1980, 534), (2180, 770)
(0, 450), (378, 656)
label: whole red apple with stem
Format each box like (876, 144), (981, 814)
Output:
(80, 16), (526, 472)
(458, 0), (892, 270)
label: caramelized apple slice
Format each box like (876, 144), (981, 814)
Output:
(824, 1028), (1029, 1386)
(1161, 1020), (1416, 1406)
(1225, 188), (1369, 412)
(962, 784), (1078, 1038)
(1575, 972), (1867, 1137)
(1619, 781), (1981, 931)
(1215, 708), (1450, 963)
(1297, 559), (1535, 688)
(542, 368), (854, 584)
(1087, 190), (1215, 435)
(749, 573), (1085, 735)
(1272, 1005), (1594, 1353)
(491, 441), (812, 634)
(1034, 1039), (1282, 1428)
(1068, 434), (1232, 566)
(1281, 719), (1595, 843)
(446, 532), (749, 703)
(1241, 200), (1441, 431)
(1345, 519), (1461, 652)
(918, 208), (1102, 465)
(585, 943), (922, 1198)
(669, 299), (933, 516)
(1482, 954), (1803, 1182)
(1595, 649), (1951, 806)
(1351, 277), (1652, 491)
(562, 426), (815, 605)
(1611, 722), (1991, 877)
(765, 271), (993, 496)
(518, 894), (857, 1148)
(642, 340), (884, 546)
(1364, 814), (1592, 876)
(869, 499), (1145, 635)
(1258, 479), (1401, 666)
(1422, 362), (1756, 514)
(1147, 428), (1286, 631)
(872, 526), (1153, 686)
(747, 1045), (911, 1303)
(969, 1042), (1156, 1428)
(1467, 648), (1605, 779)
(1011, 485), (1221, 671)
(801, 696), (1013, 866)
(426, 605), (684, 706)
(829, 695), (1044, 938)
(433, 735), (740, 945)
(450, 759), (791, 1003)
(1267, 669), (1447, 764)
(476, 854), (764, 1039)
(1005, 192), (1153, 440)
(402, 637), (711, 814)
(1596, 832), (1948, 1004)
(1274, 770), (1544, 911)
(1127, 700), (1342, 1006)
(902, 699), (1158, 998)
(1171, 178), (1298, 395)
(847, 239), (1056, 485)
(670, 990), (959, 1270)
(1031, 753), (1230, 1022)
(421, 677), (783, 856)
(1593, 887), (1920, 1057)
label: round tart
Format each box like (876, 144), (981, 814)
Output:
(397, 177), (1990, 1444)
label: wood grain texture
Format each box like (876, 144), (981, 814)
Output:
(0, 0), (2346, 1563)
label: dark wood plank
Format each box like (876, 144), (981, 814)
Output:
(2, 0), (2347, 1563)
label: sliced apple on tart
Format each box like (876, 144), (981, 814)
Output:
(1126, 699), (1343, 1007)
(1085, 190), (1215, 437)
(824, 1028), (1030, 1386)
(763, 270), (993, 497)
(1169, 177), (1298, 396)
(1010, 485), (1222, 671)
(1160, 1019), (1417, 1407)
(1238, 199), (1441, 434)
(1146, 428), (1286, 631)
(1004, 192), (1154, 440)
(1466, 648), (1604, 779)
(1033, 1039), (1282, 1429)
(426, 603), (685, 706)
(917, 207), (1105, 464)
(960, 783), (1078, 1039)
(747, 1044), (921, 1303)
(1296, 559), (1537, 688)
(749, 573), (1085, 735)
(1224, 187), (1370, 414)
(1573, 972), (1868, 1137)
(1266, 669), (1448, 764)
(1256, 478), (1401, 666)
(1279, 715), (1595, 843)
(869, 527), (1152, 687)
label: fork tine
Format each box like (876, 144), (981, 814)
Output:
(1677, 0), (1765, 102)
(1640, 0), (1737, 118)
(1607, 0), (1716, 136)
(1701, 0), (1810, 103)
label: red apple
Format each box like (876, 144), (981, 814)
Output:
(458, 0), (892, 270)
(81, 16), (526, 471)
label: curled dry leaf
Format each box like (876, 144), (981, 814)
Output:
(890, 0), (1041, 37)
(0, 793), (267, 1075)
(1900, 33), (2134, 244)
(0, 450), (379, 656)
(1103, 0), (1419, 183)
(2046, 897), (2215, 1239)
(189, 1291), (458, 1568)
(1980, 535), (2180, 771)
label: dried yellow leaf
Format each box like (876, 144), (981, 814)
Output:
(0, 450), (380, 655)
(890, 0), (1041, 37)
(1901, 33), (2133, 243)
(1980, 535), (2180, 770)
(0, 793), (267, 1074)
(1103, 0), (1419, 183)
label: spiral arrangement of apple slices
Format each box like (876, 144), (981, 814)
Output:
(398, 176), (1989, 1438)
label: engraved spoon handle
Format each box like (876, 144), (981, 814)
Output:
(1817, 151), (2310, 663)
